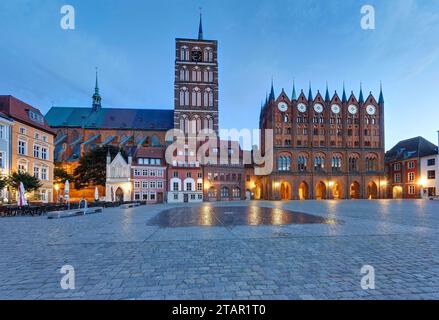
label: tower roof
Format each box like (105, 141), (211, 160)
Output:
(291, 81), (297, 100)
(307, 82), (313, 101)
(342, 82), (347, 103)
(359, 83), (364, 103)
(198, 11), (203, 40)
(269, 80), (275, 101)
(378, 82), (384, 104)
(325, 82), (330, 102)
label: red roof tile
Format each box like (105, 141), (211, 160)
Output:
(0, 95), (55, 135)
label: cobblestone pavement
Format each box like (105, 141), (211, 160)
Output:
(1, 200), (439, 300)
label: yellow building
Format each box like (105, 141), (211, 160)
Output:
(0, 96), (55, 203)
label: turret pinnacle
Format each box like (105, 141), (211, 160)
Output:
(378, 82), (384, 104)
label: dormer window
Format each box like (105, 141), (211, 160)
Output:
(28, 110), (44, 124)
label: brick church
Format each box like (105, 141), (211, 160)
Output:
(45, 14), (386, 202)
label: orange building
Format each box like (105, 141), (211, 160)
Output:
(0, 95), (55, 202)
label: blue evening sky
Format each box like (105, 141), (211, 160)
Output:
(0, 0), (438, 150)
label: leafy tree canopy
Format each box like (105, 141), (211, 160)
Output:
(74, 146), (127, 188)
(7, 172), (43, 193)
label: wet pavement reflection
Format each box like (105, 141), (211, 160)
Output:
(148, 206), (339, 228)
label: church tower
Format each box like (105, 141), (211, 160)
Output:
(174, 13), (219, 136)
(92, 68), (102, 111)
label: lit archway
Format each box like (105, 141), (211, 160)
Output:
(280, 182), (292, 200)
(115, 187), (124, 202)
(350, 181), (361, 199)
(315, 181), (327, 200)
(367, 181), (378, 199)
(298, 181), (309, 200)
(332, 183), (342, 200)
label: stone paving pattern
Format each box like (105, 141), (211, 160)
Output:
(1, 200), (439, 300)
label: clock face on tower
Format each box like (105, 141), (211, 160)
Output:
(278, 102), (288, 112)
(366, 105), (376, 115)
(331, 104), (340, 114)
(348, 104), (358, 115)
(313, 103), (324, 113)
(191, 50), (202, 62)
(297, 103), (307, 113)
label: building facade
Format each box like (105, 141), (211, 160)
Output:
(202, 140), (246, 201)
(167, 163), (203, 203)
(0, 113), (13, 201)
(256, 83), (386, 200)
(385, 136), (438, 199)
(132, 147), (166, 204)
(105, 152), (132, 202)
(0, 96), (55, 203)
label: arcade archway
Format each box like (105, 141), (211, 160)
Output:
(315, 181), (327, 200)
(350, 181), (360, 199)
(298, 181), (309, 200)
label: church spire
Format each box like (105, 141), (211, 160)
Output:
(342, 82), (347, 103)
(325, 81), (330, 102)
(198, 9), (204, 40)
(269, 79), (275, 101)
(92, 67), (102, 111)
(359, 82), (364, 103)
(307, 82), (313, 101)
(291, 80), (297, 101)
(378, 82), (384, 104)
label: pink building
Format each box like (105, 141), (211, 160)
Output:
(132, 147), (166, 203)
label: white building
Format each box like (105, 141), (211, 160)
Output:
(105, 152), (132, 202)
(0, 113), (13, 201)
(420, 132), (439, 198)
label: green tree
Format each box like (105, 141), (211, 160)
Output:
(0, 177), (6, 191)
(74, 146), (127, 188)
(7, 171), (43, 193)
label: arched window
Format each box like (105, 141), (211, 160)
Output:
(203, 88), (213, 107)
(232, 187), (241, 198)
(332, 155), (342, 172)
(366, 155), (378, 172)
(204, 48), (213, 62)
(179, 115), (188, 133)
(180, 46), (189, 61)
(203, 67), (214, 82)
(192, 67), (202, 82)
(297, 156), (308, 171)
(277, 156), (291, 171)
(192, 87), (202, 107)
(208, 117), (214, 130)
(151, 135), (160, 147)
(314, 155), (325, 171)
(221, 187), (229, 198)
(179, 87), (189, 106)
(179, 67), (189, 81)
(349, 155), (359, 172)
